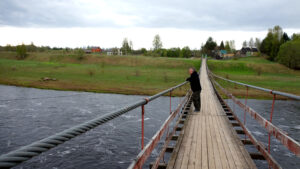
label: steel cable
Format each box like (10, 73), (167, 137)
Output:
(0, 82), (187, 168)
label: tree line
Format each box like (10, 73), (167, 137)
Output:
(243, 25), (300, 69)
(120, 34), (199, 58)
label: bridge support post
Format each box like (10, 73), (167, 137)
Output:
(170, 91), (172, 114)
(141, 105), (145, 150)
(244, 86), (248, 126)
(268, 94), (276, 154)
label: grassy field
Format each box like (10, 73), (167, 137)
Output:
(208, 56), (300, 99)
(0, 51), (201, 96)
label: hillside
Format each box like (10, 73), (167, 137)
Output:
(208, 56), (300, 99)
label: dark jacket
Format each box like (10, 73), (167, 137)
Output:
(186, 71), (201, 92)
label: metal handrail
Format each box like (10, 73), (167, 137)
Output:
(0, 82), (188, 168)
(210, 72), (300, 100)
(211, 77), (300, 157)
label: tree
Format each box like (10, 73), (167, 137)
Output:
(220, 41), (225, 50)
(282, 32), (290, 43)
(255, 38), (261, 50)
(202, 37), (217, 57)
(225, 41), (231, 52)
(76, 48), (85, 60)
(229, 40), (235, 51)
(153, 34), (162, 51)
(121, 38), (132, 55)
(276, 39), (300, 69)
(141, 48), (147, 55)
(27, 42), (37, 52)
(5, 44), (14, 51)
(129, 40), (133, 50)
(260, 26), (284, 61)
(181, 46), (192, 58)
(16, 44), (27, 59)
(249, 38), (254, 48)
(204, 37), (217, 51)
(166, 48), (180, 57)
(272, 25), (283, 41)
(292, 33), (300, 41)
(242, 41), (248, 47)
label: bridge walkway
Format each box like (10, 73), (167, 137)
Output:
(167, 59), (257, 169)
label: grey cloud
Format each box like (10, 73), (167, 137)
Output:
(0, 0), (300, 31)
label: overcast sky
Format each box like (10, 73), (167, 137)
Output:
(0, 0), (300, 49)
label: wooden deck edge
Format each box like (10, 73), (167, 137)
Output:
(166, 108), (192, 169)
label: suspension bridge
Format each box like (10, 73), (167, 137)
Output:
(0, 58), (299, 169)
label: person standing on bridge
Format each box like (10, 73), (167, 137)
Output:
(186, 68), (202, 112)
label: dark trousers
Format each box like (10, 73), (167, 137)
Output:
(192, 91), (201, 111)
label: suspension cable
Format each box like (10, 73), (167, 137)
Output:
(0, 82), (187, 168)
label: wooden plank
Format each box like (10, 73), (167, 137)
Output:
(187, 115), (197, 169)
(180, 117), (195, 169)
(210, 114), (231, 169)
(167, 114), (190, 169)
(201, 112), (208, 169)
(168, 118), (191, 169)
(206, 115), (216, 169)
(195, 114), (202, 168)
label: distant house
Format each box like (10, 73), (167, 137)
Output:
(91, 47), (101, 53)
(219, 50), (227, 57)
(84, 47), (101, 54)
(223, 53), (234, 58)
(84, 49), (92, 54)
(251, 48), (259, 56)
(240, 47), (252, 56)
(107, 48), (122, 56)
(240, 47), (259, 57)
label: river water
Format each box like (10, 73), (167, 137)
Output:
(0, 85), (299, 169)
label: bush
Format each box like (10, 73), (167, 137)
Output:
(166, 48), (180, 57)
(76, 49), (85, 60)
(16, 44), (27, 59)
(87, 69), (95, 76)
(276, 40), (300, 69)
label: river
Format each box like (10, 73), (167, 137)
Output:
(0, 85), (299, 169)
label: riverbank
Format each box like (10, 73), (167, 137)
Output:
(1, 51), (299, 99)
(0, 51), (200, 96)
(208, 56), (300, 99)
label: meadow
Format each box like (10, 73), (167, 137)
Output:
(207, 56), (300, 99)
(1, 50), (299, 99)
(0, 51), (201, 96)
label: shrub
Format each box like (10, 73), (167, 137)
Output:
(256, 67), (262, 76)
(87, 69), (95, 76)
(276, 40), (300, 69)
(16, 44), (27, 59)
(163, 72), (168, 82)
(76, 49), (85, 60)
(135, 69), (140, 76)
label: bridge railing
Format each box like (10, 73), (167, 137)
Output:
(208, 69), (300, 166)
(211, 73), (300, 100)
(0, 81), (189, 169)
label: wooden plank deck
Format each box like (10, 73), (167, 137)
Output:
(167, 59), (257, 169)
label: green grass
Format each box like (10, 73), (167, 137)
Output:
(0, 51), (201, 96)
(208, 56), (300, 99)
